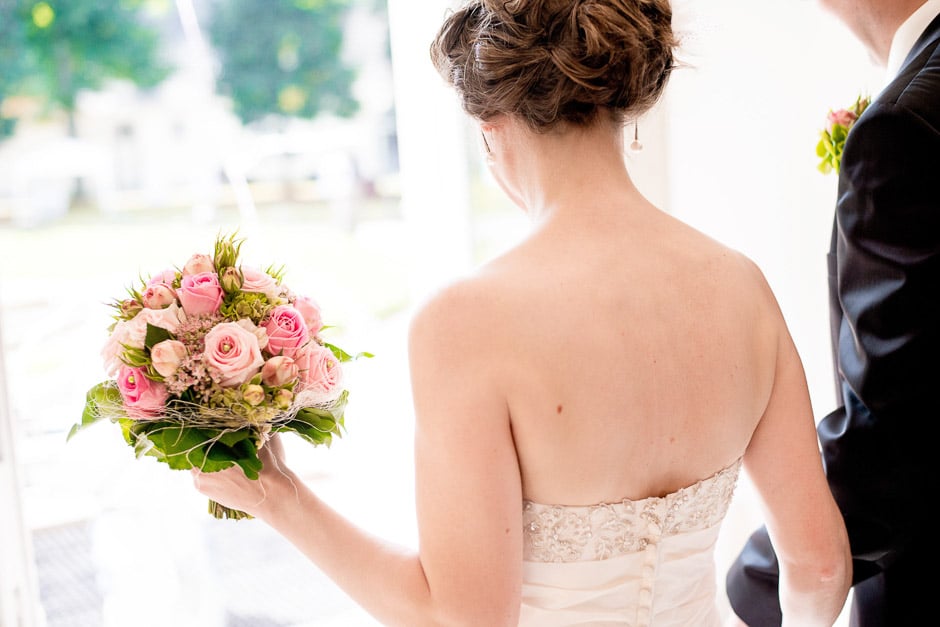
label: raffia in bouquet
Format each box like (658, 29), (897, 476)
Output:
(70, 233), (369, 519)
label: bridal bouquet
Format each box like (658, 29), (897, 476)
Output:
(816, 94), (870, 175)
(70, 232), (369, 519)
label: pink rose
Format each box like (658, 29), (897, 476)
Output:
(117, 365), (168, 419)
(141, 283), (177, 310)
(241, 267), (282, 302)
(102, 304), (184, 375)
(264, 305), (308, 357)
(261, 355), (299, 387)
(235, 318), (269, 351)
(147, 268), (178, 287)
(182, 253), (215, 276)
(293, 295), (323, 336)
(177, 272), (223, 316)
(295, 344), (344, 403)
(203, 321), (264, 387)
(827, 108), (857, 131)
(150, 339), (187, 378)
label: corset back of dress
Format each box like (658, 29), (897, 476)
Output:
(519, 458), (742, 627)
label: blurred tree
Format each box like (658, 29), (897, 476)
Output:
(12, 0), (170, 135)
(0, 0), (31, 138)
(208, 0), (359, 126)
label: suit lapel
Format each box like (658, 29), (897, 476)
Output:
(899, 13), (940, 72)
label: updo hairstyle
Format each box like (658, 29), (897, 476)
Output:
(430, 0), (677, 132)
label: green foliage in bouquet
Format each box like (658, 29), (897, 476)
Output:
(70, 232), (370, 520)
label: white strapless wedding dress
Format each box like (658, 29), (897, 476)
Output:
(519, 458), (742, 626)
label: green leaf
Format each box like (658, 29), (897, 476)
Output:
(68, 382), (124, 441)
(144, 323), (173, 350)
(322, 342), (373, 362)
(280, 392), (348, 447)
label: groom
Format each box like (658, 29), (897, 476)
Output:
(727, 0), (940, 625)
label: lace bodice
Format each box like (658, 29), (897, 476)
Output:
(523, 458), (742, 563)
(518, 459), (742, 626)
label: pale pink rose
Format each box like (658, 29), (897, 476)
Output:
(295, 344), (344, 403)
(264, 305), (308, 357)
(150, 339), (187, 378)
(102, 304), (184, 375)
(828, 108), (857, 131)
(101, 329), (128, 376)
(117, 365), (168, 419)
(147, 268), (178, 287)
(182, 253), (215, 276)
(127, 303), (185, 349)
(292, 296), (323, 336)
(177, 272), (223, 316)
(203, 321), (265, 387)
(141, 283), (177, 310)
(240, 267), (282, 302)
(235, 318), (269, 351)
(261, 355), (299, 387)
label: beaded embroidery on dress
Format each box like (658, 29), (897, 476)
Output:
(518, 458), (742, 627)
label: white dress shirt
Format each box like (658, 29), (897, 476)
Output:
(886, 0), (940, 79)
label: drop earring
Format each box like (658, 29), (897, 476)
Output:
(629, 121), (643, 153)
(481, 131), (495, 163)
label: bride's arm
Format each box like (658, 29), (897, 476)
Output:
(741, 284), (852, 627)
(193, 282), (523, 627)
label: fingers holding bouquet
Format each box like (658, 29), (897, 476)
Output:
(191, 432), (296, 520)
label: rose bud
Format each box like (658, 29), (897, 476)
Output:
(261, 355), (299, 387)
(274, 388), (293, 410)
(182, 253), (215, 276)
(220, 266), (243, 293)
(242, 384), (264, 407)
(150, 339), (187, 378)
(141, 283), (177, 310)
(242, 384), (265, 407)
(121, 298), (143, 318)
(827, 108), (857, 131)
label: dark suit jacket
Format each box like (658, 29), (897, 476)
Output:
(726, 14), (940, 627)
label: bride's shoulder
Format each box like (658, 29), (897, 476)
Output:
(407, 270), (512, 356)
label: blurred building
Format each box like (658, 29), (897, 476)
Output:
(0, 1), (399, 228)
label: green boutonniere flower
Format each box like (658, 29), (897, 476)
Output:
(816, 94), (870, 175)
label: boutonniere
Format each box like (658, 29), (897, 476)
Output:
(816, 94), (870, 175)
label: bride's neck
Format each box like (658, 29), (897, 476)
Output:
(513, 123), (646, 224)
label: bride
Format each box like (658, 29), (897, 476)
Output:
(193, 1), (852, 625)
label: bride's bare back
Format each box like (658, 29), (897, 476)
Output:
(425, 195), (776, 506)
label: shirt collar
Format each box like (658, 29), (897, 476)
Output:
(886, 0), (940, 79)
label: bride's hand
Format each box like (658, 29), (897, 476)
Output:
(191, 432), (296, 519)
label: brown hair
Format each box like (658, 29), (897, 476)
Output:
(430, 0), (677, 132)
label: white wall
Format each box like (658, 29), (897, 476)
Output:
(659, 0), (884, 419)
